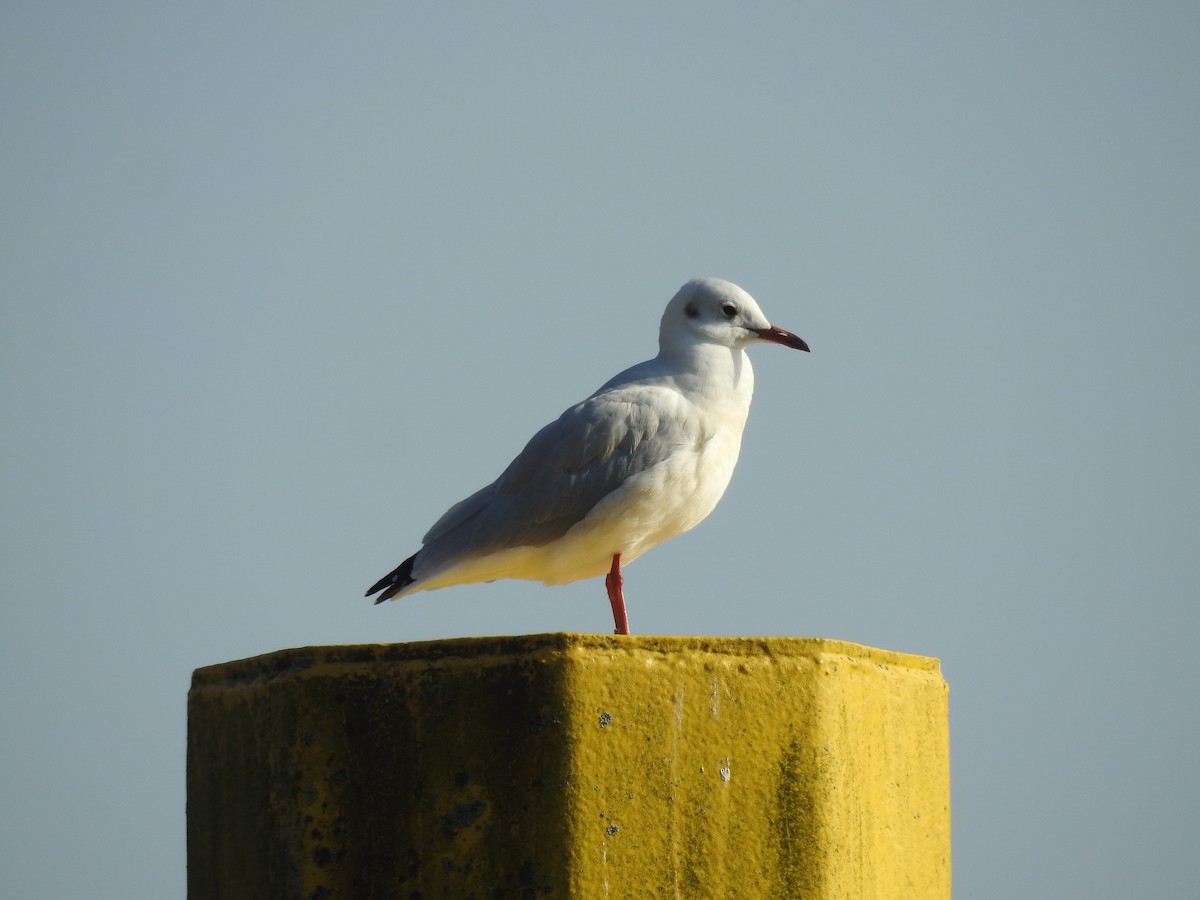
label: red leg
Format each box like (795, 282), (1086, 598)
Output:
(605, 553), (630, 636)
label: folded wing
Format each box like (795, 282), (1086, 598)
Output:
(419, 385), (696, 570)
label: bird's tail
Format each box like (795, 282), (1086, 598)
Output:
(365, 552), (417, 604)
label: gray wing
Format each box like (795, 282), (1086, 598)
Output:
(419, 384), (697, 566)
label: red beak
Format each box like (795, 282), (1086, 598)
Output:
(755, 325), (810, 352)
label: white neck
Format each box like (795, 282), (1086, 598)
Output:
(658, 341), (756, 415)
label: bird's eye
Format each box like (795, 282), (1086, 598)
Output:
(720, 303), (737, 318)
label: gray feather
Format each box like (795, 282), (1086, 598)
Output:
(418, 380), (697, 571)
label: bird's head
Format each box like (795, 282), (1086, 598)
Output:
(659, 277), (810, 355)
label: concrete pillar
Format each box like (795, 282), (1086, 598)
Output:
(187, 634), (949, 898)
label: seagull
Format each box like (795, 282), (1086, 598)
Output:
(365, 277), (809, 634)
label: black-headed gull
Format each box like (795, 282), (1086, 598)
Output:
(366, 277), (809, 634)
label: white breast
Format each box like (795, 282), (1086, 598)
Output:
(533, 349), (755, 582)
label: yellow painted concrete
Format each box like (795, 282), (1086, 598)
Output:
(188, 634), (949, 899)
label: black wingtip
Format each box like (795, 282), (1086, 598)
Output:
(365, 552), (418, 605)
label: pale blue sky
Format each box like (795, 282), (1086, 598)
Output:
(3, 4), (1198, 897)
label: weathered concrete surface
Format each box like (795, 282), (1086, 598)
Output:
(187, 634), (949, 899)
